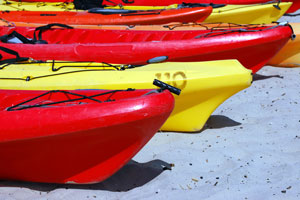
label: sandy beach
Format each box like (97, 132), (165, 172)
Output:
(0, 10), (299, 200)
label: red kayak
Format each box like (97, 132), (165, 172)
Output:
(0, 7), (212, 25)
(11, 0), (300, 13)
(0, 23), (293, 73)
(0, 84), (175, 184)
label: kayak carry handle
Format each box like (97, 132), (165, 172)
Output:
(35, 23), (74, 31)
(34, 23), (73, 44)
(153, 79), (181, 95)
(273, 1), (281, 10)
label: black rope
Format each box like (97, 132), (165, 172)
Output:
(0, 62), (141, 81)
(0, 69), (123, 82)
(204, 0), (283, 12)
(104, 0), (118, 6)
(7, 89), (134, 111)
(50, 62), (122, 71)
(194, 23), (290, 39)
(163, 22), (265, 31)
(0, 57), (28, 66)
(284, 13), (300, 17)
(0, 24), (73, 45)
(0, 57), (131, 71)
(0, 31), (34, 44)
(0, 46), (22, 57)
(0, 46), (29, 65)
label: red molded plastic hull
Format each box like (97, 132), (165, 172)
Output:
(9, 0), (299, 13)
(0, 89), (174, 184)
(0, 7), (212, 25)
(0, 24), (292, 73)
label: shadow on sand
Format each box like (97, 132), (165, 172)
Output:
(203, 115), (241, 130)
(0, 159), (172, 192)
(253, 73), (283, 81)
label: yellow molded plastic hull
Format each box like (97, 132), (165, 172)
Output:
(204, 2), (292, 24)
(268, 23), (300, 68)
(0, 1), (75, 11)
(0, 60), (252, 132)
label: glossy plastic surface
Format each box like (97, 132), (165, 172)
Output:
(203, 2), (292, 24)
(96, 0), (300, 13)
(268, 23), (300, 68)
(1, 1), (291, 24)
(0, 60), (251, 132)
(0, 89), (174, 183)
(0, 24), (292, 72)
(9, 0), (299, 13)
(0, 7), (212, 25)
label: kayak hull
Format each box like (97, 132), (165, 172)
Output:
(0, 60), (252, 132)
(98, 0), (300, 14)
(0, 24), (293, 73)
(203, 2), (292, 24)
(268, 23), (300, 68)
(8, 0), (299, 13)
(0, 7), (212, 25)
(0, 89), (174, 184)
(0, 1), (290, 24)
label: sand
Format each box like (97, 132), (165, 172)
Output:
(0, 11), (299, 200)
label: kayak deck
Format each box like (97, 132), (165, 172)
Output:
(0, 7), (212, 25)
(0, 23), (293, 72)
(0, 60), (252, 132)
(204, 2), (292, 24)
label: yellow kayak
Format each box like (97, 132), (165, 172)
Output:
(268, 23), (300, 68)
(0, 1), (291, 24)
(204, 2), (292, 24)
(0, 60), (252, 132)
(0, 0), (175, 11)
